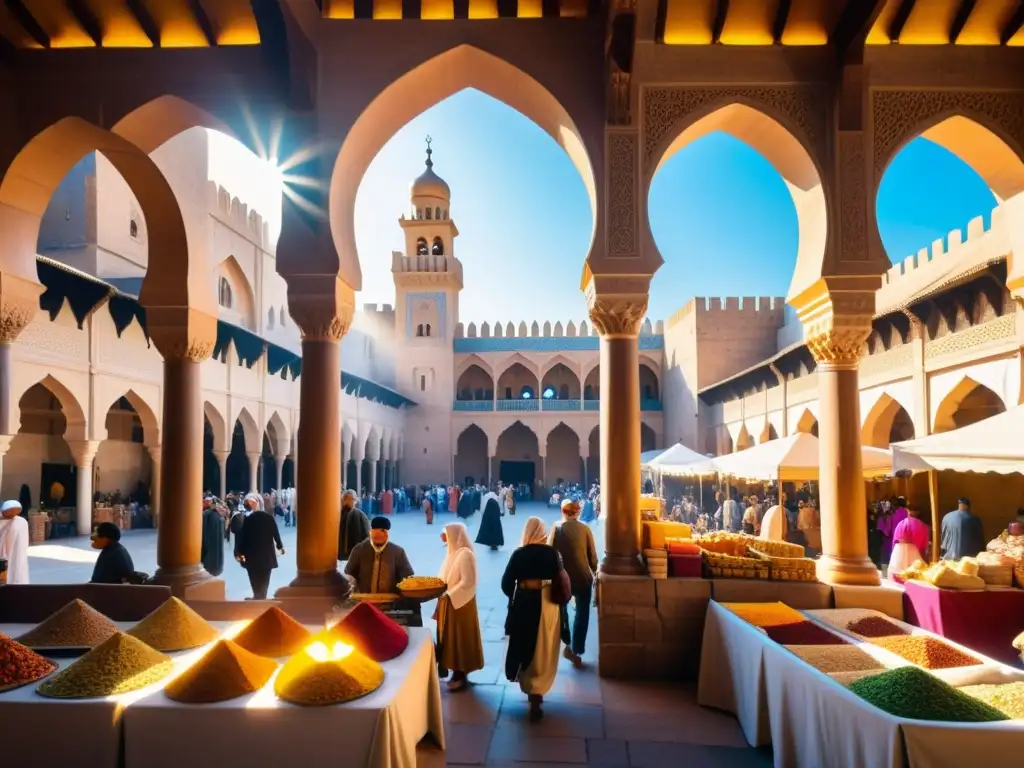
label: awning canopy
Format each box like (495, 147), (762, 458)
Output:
(712, 432), (893, 482)
(892, 406), (1024, 475)
(643, 442), (716, 476)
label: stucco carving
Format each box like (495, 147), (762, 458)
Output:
(607, 130), (637, 255)
(872, 90), (1024, 175)
(586, 295), (648, 337)
(290, 298), (355, 342)
(924, 314), (1016, 360)
(806, 326), (872, 367)
(0, 287), (42, 343)
(838, 131), (868, 263)
(642, 85), (826, 174)
(145, 307), (218, 363)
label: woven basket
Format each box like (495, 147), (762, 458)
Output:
(978, 563), (1014, 588)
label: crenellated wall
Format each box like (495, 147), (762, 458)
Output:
(455, 317), (664, 339)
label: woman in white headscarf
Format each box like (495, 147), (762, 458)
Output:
(0, 500), (30, 584)
(501, 516), (570, 721)
(436, 522), (484, 691)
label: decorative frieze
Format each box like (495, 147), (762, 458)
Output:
(607, 130), (638, 256)
(924, 314), (1016, 361)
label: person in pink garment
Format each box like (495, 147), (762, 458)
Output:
(891, 505), (930, 572)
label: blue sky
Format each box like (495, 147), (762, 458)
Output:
(221, 88), (998, 326)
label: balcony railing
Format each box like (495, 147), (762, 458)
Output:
(496, 398), (539, 412)
(542, 398), (581, 411)
(584, 399), (599, 411)
(641, 399), (663, 412)
(453, 399), (494, 412)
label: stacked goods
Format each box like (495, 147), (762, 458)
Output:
(846, 617), (909, 639)
(644, 549), (668, 580)
(986, 527), (1024, 586)
(848, 667), (1008, 722)
(764, 621), (847, 645)
(128, 597), (220, 652)
(976, 552), (1014, 587)
(748, 538), (806, 559)
(642, 520), (691, 549)
(274, 640), (384, 706)
(787, 644), (886, 674)
(900, 558), (986, 590)
(698, 532), (750, 557)
(722, 602), (805, 628)
(36, 632), (173, 698)
(164, 639), (278, 703)
(665, 539), (700, 555)
(17, 599), (118, 649)
(701, 550), (769, 579)
(0, 633), (58, 691)
(232, 606), (311, 658)
(748, 547), (817, 582)
(328, 602), (409, 662)
(960, 682), (1024, 719)
(869, 635), (981, 670)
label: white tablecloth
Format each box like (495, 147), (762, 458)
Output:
(697, 601), (771, 747)
(122, 627), (443, 768)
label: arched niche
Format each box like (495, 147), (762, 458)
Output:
(933, 378), (1006, 434)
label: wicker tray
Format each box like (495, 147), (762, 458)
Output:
(399, 586), (446, 602)
(351, 592), (401, 604)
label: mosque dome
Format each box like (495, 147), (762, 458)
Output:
(410, 137), (450, 202)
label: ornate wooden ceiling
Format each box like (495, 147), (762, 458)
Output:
(320, 0), (598, 18)
(655, 0), (1024, 46)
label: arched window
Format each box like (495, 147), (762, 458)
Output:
(267, 308), (275, 330)
(425, 207), (432, 220)
(520, 386), (534, 400)
(431, 237), (444, 256)
(415, 208), (422, 219)
(218, 277), (233, 309)
(420, 375), (427, 391)
(416, 324), (424, 337)
(559, 384), (569, 399)
(435, 207), (441, 220)
(129, 219), (139, 239)
(443, 209), (448, 219)
(416, 237), (428, 256)
(424, 323), (432, 337)
(279, 307), (286, 327)
(542, 387), (556, 400)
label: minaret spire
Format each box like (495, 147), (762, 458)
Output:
(425, 135), (433, 169)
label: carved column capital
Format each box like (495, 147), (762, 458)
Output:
(792, 276), (881, 370)
(0, 274), (44, 343)
(67, 439), (101, 468)
(584, 274), (650, 338)
(145, 307), (218, 362)
(286, 275), (356, 342)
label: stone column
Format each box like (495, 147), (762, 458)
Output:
(275, 454), (285, 492)
(147, 445), (162, 529)
(587, 288), (648, 575)
(279, 277), (353, 595)
(146, 308), (219, 595)
(798, 282), (880, 586)
(368, 459), (378, 495)
(246, 452), (261, 494)
(68, 440), (100, 536)
(213, 449), (229, 499)
(0, 275), (42, 437)
(0, 434), (12, 497)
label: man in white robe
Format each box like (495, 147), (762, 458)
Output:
(0, 500), (30, 583)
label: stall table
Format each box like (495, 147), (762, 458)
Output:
(902, 580), (1024, 666)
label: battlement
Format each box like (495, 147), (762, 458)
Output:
(207, 181), (271, 247)
(454, 318), (664, 339)
(667, 296), (785, 329)
(360, 302), (396, 319)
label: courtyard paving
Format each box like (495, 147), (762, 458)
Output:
(25, 501), (770, 767)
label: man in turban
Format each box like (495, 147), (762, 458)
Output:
(338, 489), (370, 562)
(345, 516), (415, 597)
(0, 500), (30, 584)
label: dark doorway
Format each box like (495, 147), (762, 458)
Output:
(500, 460), (535, 493)
(41, 463), (76, 507)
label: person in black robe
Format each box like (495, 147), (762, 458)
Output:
(339, 489), (371, 561)
(90, 522), (135, 584)
(476, 492), (504, 550)
(200, 496), (225, 577)
(457, 487), (475, 519)
(235, 495), (284, 599)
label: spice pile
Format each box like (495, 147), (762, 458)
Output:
(848, 667), (1008, 722)
(960, 682), (1024, 719)
(764, 621), (846, 645)
(721, 602), (805, 628)
(37, 632), (173, 699)
(128, 597), (220, 652)
(846, 617), (909, 638)
(274, 643), (384, 706)
(869, 635), (980, 670)
(330, 602), (409, 662)
(0, 633), (58, 690)
(164, 639), (278, 703)
(233, 606), (311, 658)
(786, 644), (886, 674)
(17, 599), (118, 649)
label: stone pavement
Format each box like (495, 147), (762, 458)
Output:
(25, 501), (770, 767)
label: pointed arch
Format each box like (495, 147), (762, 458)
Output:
(234, 407), (261, 454)
(204, 401), (228, 453)
(15, 374), (88, 442)
(758, 422), (778, 444)
(216, 255), (257, 330)
(364, 425), (382, 461)
(110, 94), (237, 156)
(539, 353), (578, 381)
(861, 392), (915, 448)
(265, 410), (291, 452)
(329, 44), (598, 290)
(735, 425), (755, 451)
(933, 376), (1006, 434)
(495, 353), (541, 393)
(794, 408), (819, 436)
(455, 353), (494, 381)
(104, 389), (160, 445)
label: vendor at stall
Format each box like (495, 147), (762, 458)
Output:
(345, 516), (415, 594)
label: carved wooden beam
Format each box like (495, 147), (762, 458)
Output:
(710, 0), (728, 44)
(830, 0), (887, 62)
(125, 0), (160, 46)
(1002, 1), (1024, 45)
(889, 0), (917, 42)
(772, 0), (791, 44)
(949, 0), (976, 43)
(4, 0), (49, 48)
(67, 0), (103, 46)
(190, 1), (219, 46)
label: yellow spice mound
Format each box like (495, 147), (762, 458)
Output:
(232, 606), (311, 658)
(37, 632), (173, 699)
(165, 639), (278, 703)
(128, 597), (220, 652)
(274, 646), (384, 706)
(721, 602), (805, 628)
(17, 599), (118, 649)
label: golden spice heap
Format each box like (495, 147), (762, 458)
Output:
(960, 682), (1024, 719)
(869, 635), (981, 670)
(786, 644), (887, 674)
(128, 597), (220, 652)
(397, 576), (444, 590)
(36, 632), (173, 699)
(17, 599), (118, 649)
(721, 602), (806, 628)
(232, 606), (311, 659)
(274, 640), (384, 706)
(164, 639), (278, 704)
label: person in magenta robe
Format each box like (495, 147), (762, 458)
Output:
(382, 489), (393, 515)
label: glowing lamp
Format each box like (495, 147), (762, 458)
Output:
(305, 641), (354, 663)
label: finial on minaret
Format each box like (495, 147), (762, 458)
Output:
(425, 135), (433, 169)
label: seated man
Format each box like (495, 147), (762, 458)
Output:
(345, 516), (419, 625)
(90, 522), (136, 584)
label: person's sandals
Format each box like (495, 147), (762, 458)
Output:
(563, 646), (585, 669)
(447, 676), (468, 692)
(528, 694), (544, 721)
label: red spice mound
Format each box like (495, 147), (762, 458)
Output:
(233, 606), (312, 658)
(846, 616), (909, 639)
(0, 633), (58, 690)
(330, 602), (409, 662)
(764, 621), (848, 646)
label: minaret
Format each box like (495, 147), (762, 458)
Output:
(391, 138), (462, 485)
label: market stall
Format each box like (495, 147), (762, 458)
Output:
(711, 432), (893, 481)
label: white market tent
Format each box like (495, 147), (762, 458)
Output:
(711, 432), (893, 482)
(644, 442), (717, 476)
(640, 449), (666, 465)
(892, 405), (1024, 475)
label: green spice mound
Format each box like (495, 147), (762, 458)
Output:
(37, 632), (173, 699)
(849, 667), (1009, 722)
